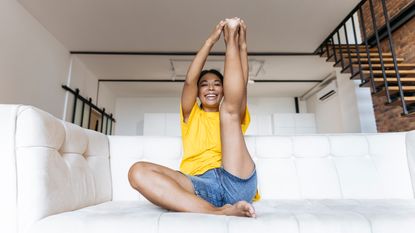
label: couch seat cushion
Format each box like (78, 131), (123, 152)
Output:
(29, 200), (415, 233)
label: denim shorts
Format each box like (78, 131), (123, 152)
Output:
(186, 168), (257, 207)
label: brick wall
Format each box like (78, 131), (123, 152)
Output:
(361, 0), (413, 37)
(379, 17), (415, 63)
(373, 95), (415, 132)
(360, 0), (415, 132)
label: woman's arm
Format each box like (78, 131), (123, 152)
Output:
(181, 20), (226, 123)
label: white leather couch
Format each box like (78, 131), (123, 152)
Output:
(1, 104), (415, 233)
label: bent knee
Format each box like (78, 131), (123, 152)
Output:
(220, 109), (240, 123)
(128, 162), (151, 189)
(220, 102), (241, 121)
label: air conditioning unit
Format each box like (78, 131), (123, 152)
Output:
(316, 80), (337, 101)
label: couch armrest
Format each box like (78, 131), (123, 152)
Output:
(0, 104), (112, 233)
(0, 105), (19, 233)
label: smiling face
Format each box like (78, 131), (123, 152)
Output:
(198, 72), (224, 111)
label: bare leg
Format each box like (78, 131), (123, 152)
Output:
(128, 162), (255, 217)
(221, 19), (255, 179)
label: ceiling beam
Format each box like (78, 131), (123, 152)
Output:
(71, 51), (315, 56)
(98, 79), (322, 83)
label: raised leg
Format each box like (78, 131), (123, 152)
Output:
(220, 19), (255, 179)
(128, 161), (255, 217)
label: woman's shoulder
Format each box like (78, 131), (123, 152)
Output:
(180, 101), (202, 125)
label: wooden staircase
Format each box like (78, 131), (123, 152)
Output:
(320, 44), (415, 116)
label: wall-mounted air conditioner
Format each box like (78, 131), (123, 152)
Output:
(316, 80), (337, 102)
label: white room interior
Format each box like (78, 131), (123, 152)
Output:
(5, 1), (415, 232)
(1, 0), (377, 135)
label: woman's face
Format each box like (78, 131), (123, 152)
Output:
(198, 73), (224, 110)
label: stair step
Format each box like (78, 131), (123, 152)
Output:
(351, 58), (404, 63)
(329, 44), (372, 48)
(359, 63), (415, 70)
(363, 70), (415, 77)
(336, 58), (405, 68)
(327, 52), (393, 62)
(386, 86), (415, 91)
(404, 96), (415, 102)
(343, 53), (393, 58)
(322, 49), (378, 57)
(322, 48), (377, 56)
(329, 47), (377, 51)
(388, 96), (415, 107)
(373, 77), (415, 83)
(374, 86), (415, 96)
(362, 77), (415, 88)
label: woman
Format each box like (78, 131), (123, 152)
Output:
(128, 18), (258, 218)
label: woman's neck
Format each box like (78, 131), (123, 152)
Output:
(202, 106), (219, 112)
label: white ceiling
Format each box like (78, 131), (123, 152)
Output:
(18, 0), (359, 52)
(17, 0), (359, 98)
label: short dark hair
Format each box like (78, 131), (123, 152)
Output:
(198, 69), (224, 85)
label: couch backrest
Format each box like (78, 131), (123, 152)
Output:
(0, 105), (112, 233)
(109, 136), (182, 201)
(254, 134), (413, 199)
(109, 133), (415, 202)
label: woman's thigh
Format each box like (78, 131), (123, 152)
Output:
(134, 161), (195, 194)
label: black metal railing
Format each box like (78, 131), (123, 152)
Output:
(62, 85), (116, 135)
(315, 0), (414, 115)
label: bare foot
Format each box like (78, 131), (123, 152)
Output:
(226, 17), (240, 29)
(218, 201), (256, 218)
(223, 17), (240, 45)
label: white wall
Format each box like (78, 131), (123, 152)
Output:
(306, 88), (344, 133)
(0, 0), (70, 118)
(333, 13), (362, 45)
(115, 97), (179, 135)
(0, 0), (114, 124)
(306, 68), (377, 133)
(336, 68), (377, 133)
(247, 97), (295, 114)
(115, 97), (297, 135)
(97, 82), (117, 117)
(63, 56), (100, 121)
(69, 57), (99, 105)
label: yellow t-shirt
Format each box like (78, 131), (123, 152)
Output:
(180, 102), (260, 201)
